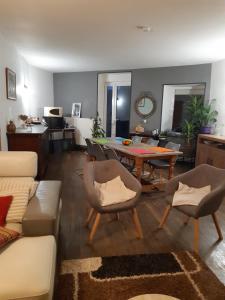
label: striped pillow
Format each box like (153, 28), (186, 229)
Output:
(0, 178), (38, 200)
(0, 226), (20, 249)
(0, 188), (30, 223)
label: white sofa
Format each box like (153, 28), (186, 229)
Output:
(0, 152), (61, 300)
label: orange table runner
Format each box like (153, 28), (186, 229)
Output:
(149, 146), (174, 153)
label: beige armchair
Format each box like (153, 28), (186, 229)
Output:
(159, 164), (225, 253)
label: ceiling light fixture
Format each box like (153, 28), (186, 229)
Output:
(136, 25), (152, 32)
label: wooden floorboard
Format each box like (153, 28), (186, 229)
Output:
(45, 151), (225, 285)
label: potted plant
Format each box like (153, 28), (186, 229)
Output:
(199, 100), (218, 134)
(185, 96), (218, 135)
(182, 120), (195, 143)
(91, 112), (105, 138)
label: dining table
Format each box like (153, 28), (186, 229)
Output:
(92, 137), (183, 192)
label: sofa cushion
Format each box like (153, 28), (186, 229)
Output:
(4, 222), (22, 234)
(0, 151), (37, 178)
(0, 177), (38, 200)
(0, 187), (30, 223)
(0, 226), (19, 249)
(0, 195), (13, 226)
(0, 236), (56, 300)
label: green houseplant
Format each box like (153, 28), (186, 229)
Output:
(183, 96), (218, 136)
(91, 112), (105, 138)
(199, 100), (218, 134)
(182, 120), (195, 143)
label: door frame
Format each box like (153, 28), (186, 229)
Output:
(98, 72), (132, 134)
(104, 81), (131, 137)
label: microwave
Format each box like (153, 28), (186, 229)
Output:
(44, 107), (63, 117)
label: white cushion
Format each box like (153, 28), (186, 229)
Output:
(0, 151), (37, 177)
(172, 182), (211, 206)
(0, 236), (56, 300)
(0, 177), (38, 199)
(95, 176), (136, 206)
(4, 222), (22, 234)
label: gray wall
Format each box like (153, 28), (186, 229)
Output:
(54, 71), (98, 118)
(131, 64), (211, 131)
(53, 63), (211, 130)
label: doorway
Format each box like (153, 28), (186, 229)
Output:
(98, 73), (132, 138)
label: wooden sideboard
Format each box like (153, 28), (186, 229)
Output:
(195, 134), (225, 168)
(7, 125), (49, 179)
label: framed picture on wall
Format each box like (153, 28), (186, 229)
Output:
(6, 68), (16, 100)
(72, 103), (82, 118)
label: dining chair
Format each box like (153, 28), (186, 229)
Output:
(148, 141), (181, 183)
(83, 159), (143, 242)
(85, 138), (95, 161)
(146, 138), (159, 146)
(159, 164), (225, 253)
(92, 143), (106, 161)
(132, 135), (143, 144)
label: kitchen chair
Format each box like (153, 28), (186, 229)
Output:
(146, 138), (159, 146)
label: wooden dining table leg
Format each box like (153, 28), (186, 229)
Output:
(135, 157), (143, 181)
(168, 155), (176, 179)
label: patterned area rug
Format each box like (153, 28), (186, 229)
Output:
(55, 251), (225, 300)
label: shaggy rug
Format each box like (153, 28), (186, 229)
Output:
(55, 251), (225, 300)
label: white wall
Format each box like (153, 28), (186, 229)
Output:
(0, 33), (54, 150)
(161, 86), (175, 131)
(210, 59), (225, 135)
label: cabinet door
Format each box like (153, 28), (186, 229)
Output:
(196, 144), (212, 165)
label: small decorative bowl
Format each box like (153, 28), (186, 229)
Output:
(122, 139), (132, 146)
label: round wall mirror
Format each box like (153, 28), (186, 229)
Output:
(135, 96), (156, 118)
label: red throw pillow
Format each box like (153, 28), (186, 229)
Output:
(0, 195), (13, 226)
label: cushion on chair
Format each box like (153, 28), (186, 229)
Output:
(0, 236), (56, 300)
(172, 182), (211, 206)
(166, 195), (200, 218)
(95, 176), (136, 206)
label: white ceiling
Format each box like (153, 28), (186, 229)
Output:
(0, 0), (225, 73)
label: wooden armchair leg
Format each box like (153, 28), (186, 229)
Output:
(88, 213), (101, 243)
(193, 218), (199, 254)
(212, 213), (223, 240)
(132, 208), (143, 239)
(85, 208), (94, 227)
(159, 205), (171, 228)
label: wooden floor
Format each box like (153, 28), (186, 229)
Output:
(45, 151), (225, 285)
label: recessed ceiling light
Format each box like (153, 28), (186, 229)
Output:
(136, 25), (152, 32)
